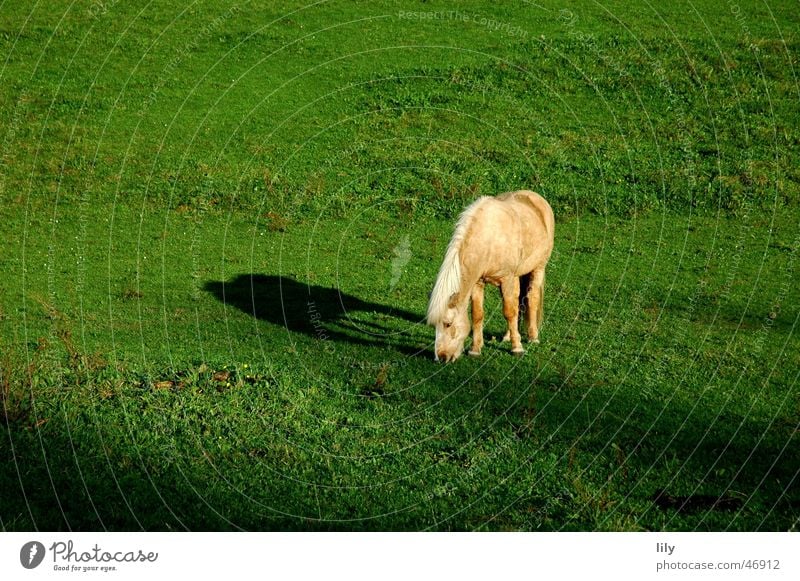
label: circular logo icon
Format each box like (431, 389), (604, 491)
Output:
(20, 541), (46, 569)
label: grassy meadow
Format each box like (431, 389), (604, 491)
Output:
(1, 1), (798, 531)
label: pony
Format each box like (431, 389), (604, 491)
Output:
(427, 191), (555, 362)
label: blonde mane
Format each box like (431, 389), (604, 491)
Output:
(427, 197), (487, 324)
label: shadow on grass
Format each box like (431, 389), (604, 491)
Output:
(2, 280), (796, 531)
(0, 422), (315, 531)
(1, 365), (797, 531)
(204, 274), (427, 357)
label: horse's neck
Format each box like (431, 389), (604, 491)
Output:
(453, 253), (483, 310)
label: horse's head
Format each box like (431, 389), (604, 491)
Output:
(432, 294), (469, 362)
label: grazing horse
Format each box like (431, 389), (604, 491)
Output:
(427, 191), (555, 362)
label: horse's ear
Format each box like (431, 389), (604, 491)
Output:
(447, 292), (459, 309)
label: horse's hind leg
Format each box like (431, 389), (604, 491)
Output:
(502, 274), (529, 343)
(469, 282), (485, 356)
(526, 268), (546, 343)
(500, 276), (524, 355)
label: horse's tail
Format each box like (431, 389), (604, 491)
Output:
(536, 269), (545, 326)
(519, 272), (532, 312)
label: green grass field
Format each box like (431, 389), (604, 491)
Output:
(1, 1), (798, 531)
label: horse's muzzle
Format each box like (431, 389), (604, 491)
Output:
(435, 351), (459, 363)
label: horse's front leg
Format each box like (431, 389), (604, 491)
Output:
(500, 276), (524, 355)
(468, 282), (485, 356)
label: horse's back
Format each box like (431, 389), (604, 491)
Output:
(495, 190), (554, 239)
(464, 191), (554, 279)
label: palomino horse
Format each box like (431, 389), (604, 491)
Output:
(427, 191), (555, 362)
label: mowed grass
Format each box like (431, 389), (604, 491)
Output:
(1, 1), (799, 530)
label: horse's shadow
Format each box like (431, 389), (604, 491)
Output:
(204, 275), (427, 356)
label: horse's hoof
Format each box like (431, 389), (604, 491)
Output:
(528, 337), (540, 344)
(502, 332), (511, 342)
(468, 350), (481, 357)
(512, 349), (525, 357)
